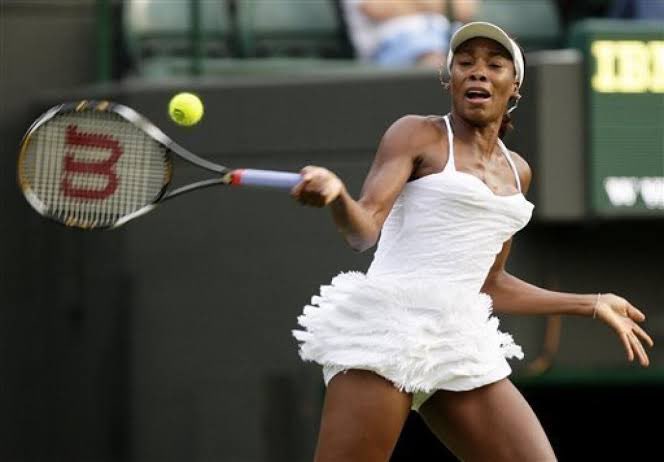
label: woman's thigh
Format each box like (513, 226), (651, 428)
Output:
(314, 369), (412, 462)
(419, 379), (556, 462)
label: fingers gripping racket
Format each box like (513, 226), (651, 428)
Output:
(17, 100), (301, 229)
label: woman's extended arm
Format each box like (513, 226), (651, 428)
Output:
(481, 153), (654, 366)
(482, 240), (600, 317)
(291, 115), (430, 252)
(482, 240), (654, 367)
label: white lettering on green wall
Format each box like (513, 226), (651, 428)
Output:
(604, 177), (664, 209)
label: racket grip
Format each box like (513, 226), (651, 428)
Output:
(230, 169), (301, 189)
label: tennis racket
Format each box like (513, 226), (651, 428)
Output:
(17, 100), (302, 229)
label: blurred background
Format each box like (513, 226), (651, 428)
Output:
(0, 0), (662, 461)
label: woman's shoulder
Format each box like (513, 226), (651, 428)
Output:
(383, 114), (446, 147)
(507, 149), (533, 193)
(389, 114), (445, 129)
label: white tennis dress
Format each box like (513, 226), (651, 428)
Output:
(293, 115), (534, 410)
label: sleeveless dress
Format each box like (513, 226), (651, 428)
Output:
(292, 115), (535, 410)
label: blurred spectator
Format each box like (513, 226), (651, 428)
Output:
(341, 0), (479, 68)
(609, 0), (664, 19)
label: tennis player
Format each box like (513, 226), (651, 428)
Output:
(291, 22), (654, 462)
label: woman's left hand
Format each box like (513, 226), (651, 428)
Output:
(595, 293), (654, 367)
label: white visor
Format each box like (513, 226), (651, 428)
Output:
(446, 22), (524, 88)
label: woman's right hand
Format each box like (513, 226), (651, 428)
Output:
(595, 293), (654, 367)
(291, 166), (345, 208)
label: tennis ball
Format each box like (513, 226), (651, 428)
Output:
(168, 92), (204, 126)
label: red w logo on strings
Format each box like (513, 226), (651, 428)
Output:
(61, 124), (123, 199)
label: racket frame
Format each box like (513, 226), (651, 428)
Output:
(17, 100), (243, 229)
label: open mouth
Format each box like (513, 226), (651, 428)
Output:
(464, 88), (491, 102)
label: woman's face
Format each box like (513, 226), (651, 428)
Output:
(449, 37), (519, 125)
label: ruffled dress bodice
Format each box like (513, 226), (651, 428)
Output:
(368, 152), (533, 293)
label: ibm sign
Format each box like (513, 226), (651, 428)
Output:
(572, 21), (664, 217)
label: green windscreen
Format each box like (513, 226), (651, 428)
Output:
(570, 20), (664, 217)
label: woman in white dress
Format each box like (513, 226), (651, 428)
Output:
(291, 22), (654, 462)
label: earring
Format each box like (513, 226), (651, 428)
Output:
(507, 95), (521, 114)
(438, 65), (452, 90)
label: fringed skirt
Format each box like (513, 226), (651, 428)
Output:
(292, 272), (524, 411)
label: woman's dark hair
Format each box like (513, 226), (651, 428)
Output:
(499, 107), (514, 139)
(498, 41), (527, 139)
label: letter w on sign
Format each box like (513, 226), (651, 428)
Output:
(61, 124), (123, 200)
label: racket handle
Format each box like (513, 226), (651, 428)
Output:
(230, 169), (301, 189)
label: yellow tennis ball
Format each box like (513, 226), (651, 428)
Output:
(168, 92), (204, 126)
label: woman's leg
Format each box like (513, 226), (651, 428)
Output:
(419, 378), (557, 462)
(314, 369), (412, 462)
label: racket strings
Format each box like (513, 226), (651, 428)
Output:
(21, 110), (169, 227)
